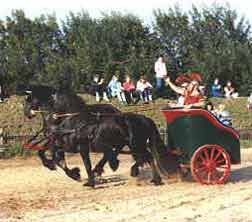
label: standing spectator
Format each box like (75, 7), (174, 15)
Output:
(123, 75), (136, 104)
(154, 55), (167, 97)
(224, 81), (239, 99)
(136, 75), (153, 103)
(211, 78), (223, 97)
(247, 93), (252, 110)
(0, 85), (3, 102)
(91, 75), (109, 102)
(108, 75), (127, 104)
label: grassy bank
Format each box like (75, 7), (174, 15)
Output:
(0, 95), (251, 157)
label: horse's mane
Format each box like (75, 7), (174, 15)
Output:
(53, 90), (87, 113)
(66, 92), (87, 109)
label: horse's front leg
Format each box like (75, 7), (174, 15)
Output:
(54, 149), (81, 181)
(79, 145), (95, 187)
(92, 154), (107, 176)
(38, 150), (56, 170)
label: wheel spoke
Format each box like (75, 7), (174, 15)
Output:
(198, 153), (206, 163)
(207, 171), (212, 184)
(213, 150), (222, 161)
(216, 159), (226, 165)
(195, 165), (207, 173)
(203, 149), (210, 161)
(198, 170), (208, 180)
(216, 165), (229, 170)
(211, 170), (219, 180)
(210, 147), (216, 160)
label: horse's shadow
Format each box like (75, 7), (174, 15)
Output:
(83, 165), (252, 188)
(230, 165), (252, 183)
(86, 175), (128, 189)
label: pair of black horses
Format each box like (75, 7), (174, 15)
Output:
(23, 85), (181, 187)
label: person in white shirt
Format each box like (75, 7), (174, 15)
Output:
(136, 75), (153, 103)
(154, 55), (167, 97)
(247, 93), (252, 110)
(224, 81), (239, 99)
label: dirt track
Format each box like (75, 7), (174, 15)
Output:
(1, 150), (252, 222)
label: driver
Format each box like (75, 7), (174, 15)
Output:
(165, 76), (205, 108)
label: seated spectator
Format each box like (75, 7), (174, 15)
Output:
(224, 81), (239, 99)
(136, 75), (153, 103)
(247, 93), (252, 110)
(108, 75), (127, 104)
(91, 75), (109, 102)
(123, 75), (137, 104)
(215, 104), (232, 126)
(211, 78), (223, 97)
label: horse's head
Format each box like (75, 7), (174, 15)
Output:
(22, 85), (56, 119)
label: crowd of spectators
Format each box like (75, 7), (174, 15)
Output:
(88, 54), (252, 128)
(211, 78), (239, 99)
(89, 55), (244, 109)
(91, 73), (153, 104)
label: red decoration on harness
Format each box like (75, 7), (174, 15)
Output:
(23, 143), (48, 151)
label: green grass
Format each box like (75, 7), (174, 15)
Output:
(0, 94), (252, 156)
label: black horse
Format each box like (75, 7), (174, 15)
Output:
(23, 85), (122, 179)
(23, 85), (180, 187)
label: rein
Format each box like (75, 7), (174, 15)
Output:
(89, 107), (159, 118)
(52, 112), (80, 119)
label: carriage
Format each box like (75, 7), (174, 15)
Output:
(161, 107), (240, 185)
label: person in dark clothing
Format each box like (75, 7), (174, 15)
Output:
(91, 75), (109, 102)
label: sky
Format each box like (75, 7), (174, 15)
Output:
(0, 0), (252, 25)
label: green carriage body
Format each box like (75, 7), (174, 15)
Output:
(161, 108), (241, 165)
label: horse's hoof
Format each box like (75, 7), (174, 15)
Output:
(130, 166), (139, 177)
(150, 178), (163, 186)
(83, 181), (95, 188)
(68, 167), (81, 181)
(44, 161), (56, 171)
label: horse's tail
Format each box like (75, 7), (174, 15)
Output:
(148, 119), (180, 176)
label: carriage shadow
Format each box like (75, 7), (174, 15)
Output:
(229, 165), (252, 183)
(162, 165), (252, 184)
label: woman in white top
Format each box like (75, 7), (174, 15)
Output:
(224, 81), (239, 99)
(136, 76), (153, 103)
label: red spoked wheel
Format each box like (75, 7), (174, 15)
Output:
(191, 144), (231, 185)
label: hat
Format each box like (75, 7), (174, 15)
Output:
(175, 72), (203, 85)
(189, 72), (203, 82)
(175, 75), (191, 85)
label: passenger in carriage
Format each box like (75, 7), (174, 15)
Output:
(165, 76), (205, 108)
(205, 101), (217, 116)
(215, 104), (233, 126)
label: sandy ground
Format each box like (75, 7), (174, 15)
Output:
(1, 150), (252, 222)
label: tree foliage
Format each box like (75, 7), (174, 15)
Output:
(0, 5), (252, 95)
